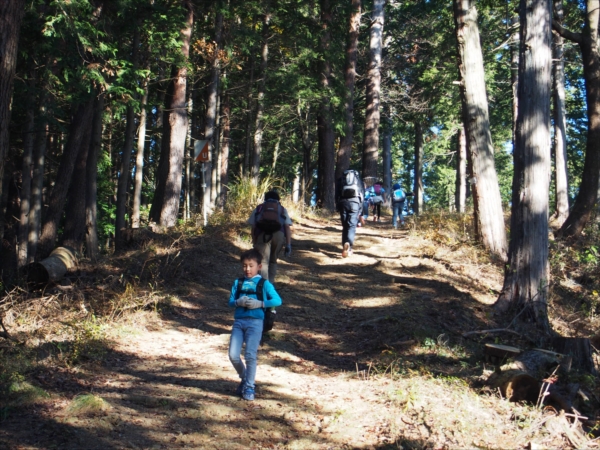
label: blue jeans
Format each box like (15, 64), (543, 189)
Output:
(339, 199), (360, 246)
(392, 201), (405, 227)
(228, 318), (263, 390)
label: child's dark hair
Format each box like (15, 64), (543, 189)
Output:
(240, 248), (262, 264)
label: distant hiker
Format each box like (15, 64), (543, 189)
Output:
(248, 190), (292, 284)
(362, 181), (371, 222)
(368, 181), (386, 222)
(228, 249), (282, 401)
(391, 183), (414, 228)
(335, 169), (365, 258)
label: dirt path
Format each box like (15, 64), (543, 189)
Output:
(2, 217), (552, 449)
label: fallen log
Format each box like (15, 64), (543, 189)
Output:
(26, 246), (78, 285)
(487, 369), (540, 403)
(486, 349), (567, 404)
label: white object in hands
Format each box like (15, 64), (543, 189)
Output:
(244, 299), (264, 309)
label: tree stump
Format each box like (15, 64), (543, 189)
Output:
(26, 246), (78, 285)
(549, 337), (597, 374)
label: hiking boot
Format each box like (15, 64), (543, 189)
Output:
(342, 242), (350, 258)
(242, 388), (255, 401)
(236, 380), (245, 396)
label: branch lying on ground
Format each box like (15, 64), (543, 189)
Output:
(462, 328), (523, 338)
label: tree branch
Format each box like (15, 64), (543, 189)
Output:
(552, 19), (582, 44)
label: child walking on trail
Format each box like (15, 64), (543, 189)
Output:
(228, 249), (282, 401)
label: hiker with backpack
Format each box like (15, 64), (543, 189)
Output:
(335, 169), (365, 258)
(248, 190), (292, 284)
(391, 183), (414, 228)
(368, 181), (386, 222)
(228, 249), (282, 401)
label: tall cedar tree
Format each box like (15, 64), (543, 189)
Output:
(552, 0), (569, 223)
(150, 1), (193, 227)
(336, 0), (361, 180)
(453, 0), (508, 261)
(362, 0), (385, 180)
(0, 0), (25, 242)
(496, 0), (552, 333)
(553, 0), (600, 237)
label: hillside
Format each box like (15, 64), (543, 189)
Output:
(0, 214), (598, 449)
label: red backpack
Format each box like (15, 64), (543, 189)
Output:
(255, 201), (284, 233)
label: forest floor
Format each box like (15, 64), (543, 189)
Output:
(1, 212), (599, 449)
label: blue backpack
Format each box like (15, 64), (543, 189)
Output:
(392, 188), (406, 203)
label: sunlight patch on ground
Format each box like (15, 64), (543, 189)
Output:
(347, 296), (399, 307)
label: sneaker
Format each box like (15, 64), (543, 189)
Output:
(236, 380), (245, 396)
(342, 242), (350, 258)
(242, 388), (255, 401)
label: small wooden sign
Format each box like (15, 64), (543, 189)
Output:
(194, 140), (209, 162)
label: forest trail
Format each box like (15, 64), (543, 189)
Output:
(2, 216), (554, 449)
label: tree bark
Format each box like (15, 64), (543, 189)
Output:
(453, 0), (508, 261)
(219, 94), (230, 206)
(244, 56), (255, 176)
(115, 27), (141, 249)
(38, 95), (95, 259)
(149, 1), (193, 227)
(62, 109), (93, 254)
(18, 74), (36, 267)
(554, 0), (600, 238)
(28, 104), (47, 263)
(382, 110), (392, 199)
(455, 125), (467, 213)
(0, 0), (25, 241)
(318, 0), (336, 211)
(362, 0), (385, 180)
(132, 78), (149, 228)
(336, 0), (361, 180)
(495, 0), (552, 334)
(202, 10), (223, 215)
(251, 12), (271, 185)
(85, 91), (104, 262)
(552, 0), (569, 224)
(413, 122), (423, 215)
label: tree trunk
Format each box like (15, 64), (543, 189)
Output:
(219, 93), (230, 207)
(17, 75), (36, 267)
(38, 95), (95, 259)
(413, 122), (423, 215)
(552, 0), (569, 224)
(318, 0), (336, 211)
(114, 103), (136, 250)
(495, 0), (552, 334)
(115, 27), (141, 249)
(251, 13), (271, 185)
(28, 104), (47, 263)
(0, 0), (25, 241)
(453, 0), (508, 261)
(149, 1), (193, 227)
(382, 110), (392, 199)
(244, 56), (255, 176)
(203, 10), (223, 215)
(455, 125), (467, 213)
(85, 91), (104, 262)
(554, 0), (600, 238)
(362, 0), (385, 180)
(336, 0), (361, 180)
(62, 110), (93, 254)
(132, 78), (149, 228)
(511, 14), (519, 148)
(211, 91), (221, 205)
